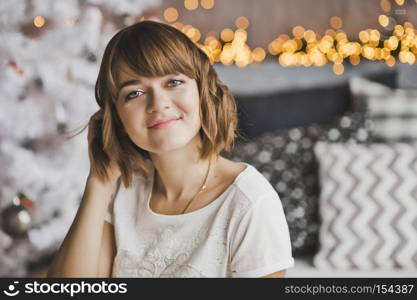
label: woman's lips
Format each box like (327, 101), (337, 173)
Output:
(149, 118), (180, 130)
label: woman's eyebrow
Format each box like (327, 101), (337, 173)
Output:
(119, 79), (141, 90)
(118, 74), (182, 91)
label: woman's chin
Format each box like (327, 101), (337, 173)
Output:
(149, 140), (191, 154)
(144, 131), (200, 154)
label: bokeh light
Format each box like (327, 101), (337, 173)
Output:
(378, 14), (389, 27)
(235, 16), (249, 30)
(201, 0), (215, 10)
(220, 28), (234, 42)
(380, 0), (391, 12)
(330, 16), (343, 29)
(163, 8), (179, 22)
(33, 16), (45, 28)
(184, 0), (198, 10)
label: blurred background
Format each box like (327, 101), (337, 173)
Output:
(1, 0), (416, 277)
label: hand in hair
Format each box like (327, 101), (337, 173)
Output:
(87, 109), (121, 185)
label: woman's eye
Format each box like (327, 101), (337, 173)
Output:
(125, 90), (144, 100)
(168, 79), (184, 87)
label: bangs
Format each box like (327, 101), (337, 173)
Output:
(105, 22), (199, 101)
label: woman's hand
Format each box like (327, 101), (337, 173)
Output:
(87, 110), (121, 186)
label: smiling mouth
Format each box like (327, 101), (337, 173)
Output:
(149, 118), (180, 130)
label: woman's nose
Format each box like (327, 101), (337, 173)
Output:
(146, 88), (171, 113)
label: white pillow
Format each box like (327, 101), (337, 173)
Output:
(349, 76), (417, 141)
(313, 141), (417, 270)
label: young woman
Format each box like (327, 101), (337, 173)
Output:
(47, 20), (294, 278)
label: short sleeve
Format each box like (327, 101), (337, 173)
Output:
(104, 207), (113, 224)
(229, 192), (294, 278)
(104, 178), (121, 225)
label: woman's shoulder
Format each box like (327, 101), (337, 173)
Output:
(220, 158), (279, 211)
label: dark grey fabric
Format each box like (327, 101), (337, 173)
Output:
(233, 70), (397, 140)
(235, 84), (352, 140)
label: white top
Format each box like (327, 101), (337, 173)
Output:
(105, 159), (294, 278)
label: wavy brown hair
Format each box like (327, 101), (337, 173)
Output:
(74, 20), (242, 188)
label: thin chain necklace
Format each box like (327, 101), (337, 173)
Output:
(180, 158), (212, 214)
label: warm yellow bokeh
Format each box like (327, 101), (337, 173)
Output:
(184, 0), (198, 10)
(33, 16), (45, 28)
(201, 0), (215, 10)
(163, 8), (179, 22)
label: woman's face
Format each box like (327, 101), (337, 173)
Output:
(115, 66), (201, 154)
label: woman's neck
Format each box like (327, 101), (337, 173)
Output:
(149, 145), (219, 203)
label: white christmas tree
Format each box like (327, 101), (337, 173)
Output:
(0, 0), (160, 277)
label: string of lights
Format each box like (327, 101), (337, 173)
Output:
(30, 0), (417, 74)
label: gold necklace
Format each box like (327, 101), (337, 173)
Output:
(180, 158), (212, 214)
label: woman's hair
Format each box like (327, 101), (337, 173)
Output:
(76, 20), (242, 187)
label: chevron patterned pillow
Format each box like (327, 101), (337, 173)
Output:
(313, 141), (417, 270)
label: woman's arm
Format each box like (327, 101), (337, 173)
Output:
(97, 220), (117, 277)
(46, 176), (117, 277)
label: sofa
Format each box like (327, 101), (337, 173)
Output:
(215, 60), (417, 277)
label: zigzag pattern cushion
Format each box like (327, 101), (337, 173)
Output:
(313, 141), (417, 270)
(350, 76), (417, 142)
